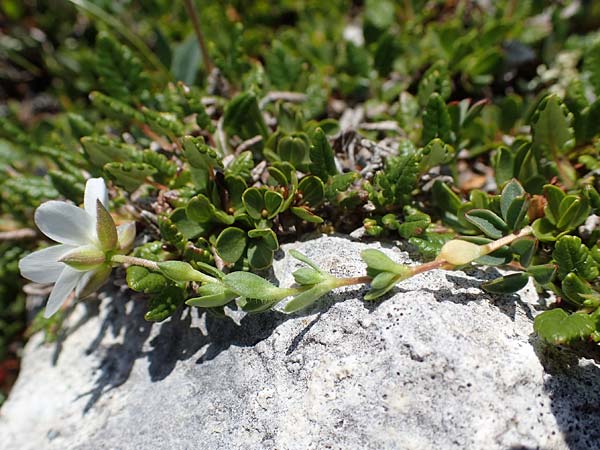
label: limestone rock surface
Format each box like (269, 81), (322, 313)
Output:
(1, 235), (600, 450)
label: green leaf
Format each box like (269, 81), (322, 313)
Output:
(493, 147), (515, 186)
(223, 92), (268, 140)
(562, 273), (594, 305)
(283, 283), (332, 313)
(264, 190), (284, 218)
(144, 286), (185, 322)
(298, 176), (325, 207)
(186, 283), (237, 308)
(432, 181), (462, 214)
(464, 209), (508, 239)
(290, 206), (324, 223)
(223, 272), (294, 302)
(309, 128), (338, 181)
(534, 309), (595, 344)
(396, 207), (431, 239)
(81, 136), (139, 168)
(532, 217), (557, 242)
(527, 264), (556, 285)
(103, 162), (156, 191)
(247, 240), (275, 269)
(531, 94), (575, 156)
(553, 236), (599, 281)
(293, 268), (326, 286)
(243, 188), (266, 220)
(182, 136), (222, 170)
(482, 273), (529, 294)
(157, 261), (214, 283)
(248, 228), (279, 251)
(422, 93), (452, 144)
(543, 185), (565, 225)
(511, 238), (536, 267)
(289, 250), (323, 272)
(171, 33), (201, 84)
(500, 179), (525, 221)
(126, 266), (168, 293)
(418, 138), (455, 172)
(278, 135), (309, 169)
(556, 195), (590, 231)
(215, 227), (247, 264)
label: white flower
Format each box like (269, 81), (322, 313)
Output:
(19, 178), (135, 318)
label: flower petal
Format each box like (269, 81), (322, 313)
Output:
(18, 244), (75, 284)
(44, 267), (83, 318)
(84, 178), (109, 221)
(35, 201), (95, 245)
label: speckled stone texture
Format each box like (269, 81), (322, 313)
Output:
(1, 235), (600, 450)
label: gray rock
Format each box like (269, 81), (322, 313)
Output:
(1, 235), (600, 450)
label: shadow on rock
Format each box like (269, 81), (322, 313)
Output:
(532, 336), (600, 450)
(78, 297), (152, 414)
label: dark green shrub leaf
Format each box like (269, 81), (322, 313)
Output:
(527, 264), (556, 285)
(144, 286), (185, 322)
(290, 206), (324, 223)
(534, 309), (595, 344)
(309, 128), (338, 181)
(553, 235), (599, 281)
(562, 273), (594, 305)
(215, 227), (247, 264)
(298, 175), (325, 207)
(464, 209), (508, 239)
(243, 188), (266, 220)
(126, 266), (168, 293)
(482, 273), (529, 294)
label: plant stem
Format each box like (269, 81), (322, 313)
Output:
(183, 0), (214, 73)
(481, 226), (534, 255)
(335, 275), (373, 287)
(110, 254), (160, 271)
(67, 0), (171, 81)
(409, 259), (449, 276)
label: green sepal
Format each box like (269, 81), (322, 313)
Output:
(96, 200), (118, 251)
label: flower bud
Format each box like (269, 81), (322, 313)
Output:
(59, 245), (106, 270)
(437, 240), (483, 266)
(157, 261), (213, 283)
(117, 222), (136, 253)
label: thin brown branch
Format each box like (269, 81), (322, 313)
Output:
(0, 228), (37, 240)
(184, 0), (214, 73)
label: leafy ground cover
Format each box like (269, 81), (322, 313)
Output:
(3, 0), (600, 403)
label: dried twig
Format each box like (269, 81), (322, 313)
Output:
(259, 91), (307, 109)
(0, 228), (37, 240)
